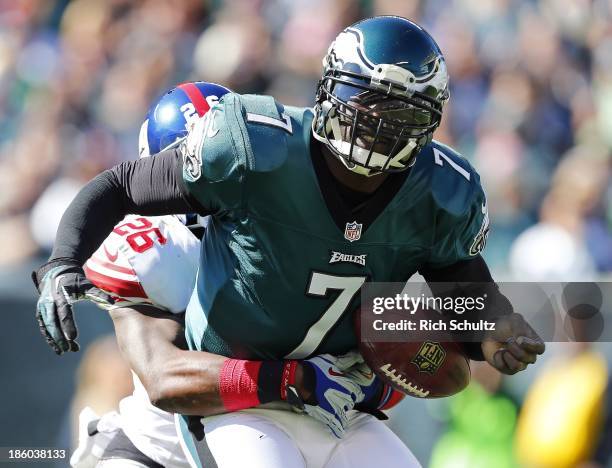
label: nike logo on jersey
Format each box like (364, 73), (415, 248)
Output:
(103, 245), (119, 263)
(329, 251), (367, 266)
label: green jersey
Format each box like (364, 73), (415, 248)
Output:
(182, 93), (489, 360)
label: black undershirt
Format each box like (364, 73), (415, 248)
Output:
(309, 137), (410, 233)
(334, 180), (372, 208)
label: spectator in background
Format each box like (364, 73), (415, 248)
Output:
(515, 342), (610, 468)
(0, 0), (610, 277)
(428, 362), (519, 468)
(509, 147), (610, 280)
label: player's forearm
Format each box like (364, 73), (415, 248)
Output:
(49, 149), (196, 265)
(147, 352), (310, 416)
(110, 306), (309, 416)
(145, 349), (227, 416)
(110, 306), (227, 415)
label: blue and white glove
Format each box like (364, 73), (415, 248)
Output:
(344, 359), (380, 398)
(288, 352), (365, 438)
(33, 259), (114, 354)
(347, 360), (390, 420)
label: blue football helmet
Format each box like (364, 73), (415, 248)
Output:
(139, 81), (230, 229)
(313, 16), (449, 177)
(139, 81), (231, 158)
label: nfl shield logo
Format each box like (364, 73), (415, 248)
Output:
(411, 342), (446, 375)
(344, 221), (362, 242)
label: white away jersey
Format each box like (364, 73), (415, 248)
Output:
(84, 215), (199, 313)
(84, 214), (200, 468)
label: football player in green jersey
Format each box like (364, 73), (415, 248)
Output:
(33, 16), (544, 467)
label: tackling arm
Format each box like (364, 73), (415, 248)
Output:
(33, 149), (204, 354)
(108, 305), (376, 438)
(109, 305), (228, 416)
(50, 148), (199, 265)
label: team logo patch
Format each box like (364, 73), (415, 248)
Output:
(411, 342), (446, 375)
(181, 109), (220, 182)
(329, 251), (367, 266)
(469, 201), (490, 256)
(181, 129), (203, 181)
(344, 221), (362, 242)
(182, 143), (201, 181)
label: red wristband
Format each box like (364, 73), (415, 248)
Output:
(219, 359), (262, 411)
(218, 359), (299, 411)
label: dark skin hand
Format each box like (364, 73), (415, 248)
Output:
(483, 313), (546, 375)
(110, 305), (308, 416)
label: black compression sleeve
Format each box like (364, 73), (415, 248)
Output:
(420, 255), (514, 360)
(420, 255), (493, 282)
(50, 148), (204, 264)
(420, 256), (513, 317)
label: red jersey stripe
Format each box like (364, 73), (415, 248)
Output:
(84, 265), (148, 299)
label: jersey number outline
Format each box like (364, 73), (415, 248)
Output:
(285, 272), (367, 359)
(433, 148), (470, 181)
(113, 217), (167, 253)
(246, 112), (293, 134)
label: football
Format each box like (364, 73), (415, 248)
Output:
(355, 306), (471, 398)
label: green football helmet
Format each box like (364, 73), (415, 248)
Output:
(313, 16), (450, 177)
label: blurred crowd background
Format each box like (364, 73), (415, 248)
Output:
(0, 0), (611, 467)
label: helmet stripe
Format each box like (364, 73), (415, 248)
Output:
(178, 82), (210, 117)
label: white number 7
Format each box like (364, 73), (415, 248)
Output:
(285, 272), (367, 359)
(433, 148), (470, 181)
